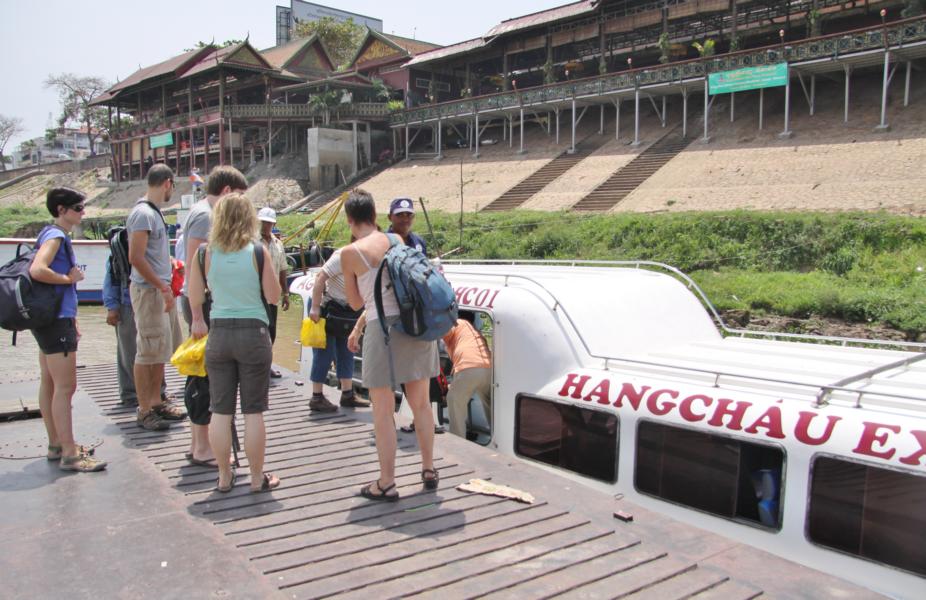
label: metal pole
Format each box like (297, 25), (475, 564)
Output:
(682, 90), (688, 138)
(509, 115), (513, 148)
(599, 104), (604, 134)
(555, 108), (560, 145)
(392, 128), (397, 158)
(904, 61), (912, 107)
(662, 96), (667, 128)
(229, 117), (233, 166)
(436, 117), (442, 160)
(730, 91), (735, 122)
(759, 88), (764, 130)
(474, 112), (480, 158)
(519, 108), (525, 154)
(633, 88), (640, 146)
(405, 125), (410, 160)
(570, 97), (576, 153)
(615, 99), (621, 140)
(702, 77), (710, 143)
(780, 65), (792, 138)
(844, 65), (851, 124)
(810, 75), (816, 116)
(877, 50), (890, 130)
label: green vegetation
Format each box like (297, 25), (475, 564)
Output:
(277, 210), (926, 336)
(0, 203), (48, 237)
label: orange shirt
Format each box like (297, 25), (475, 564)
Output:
(442, 320), (492, 373)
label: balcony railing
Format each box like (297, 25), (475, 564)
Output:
(111, 102), (394, 140)
(391, 15), (926, 126)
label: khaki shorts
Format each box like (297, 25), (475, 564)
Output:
(130, 282), (182, 365)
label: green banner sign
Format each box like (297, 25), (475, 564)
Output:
(149, 132), (174, 149)
(708, 63), (788, 95)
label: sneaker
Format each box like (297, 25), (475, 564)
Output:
(309, 394), (338, 413)
(138, 409), (171, 431)
(153, 401), (187, 421)
(59, 452), (107, 472)
(340, 393), (370, 408)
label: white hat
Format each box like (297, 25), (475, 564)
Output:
(258, 207), (277, 223)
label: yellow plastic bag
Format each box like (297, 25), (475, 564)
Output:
(170, 335), (208, 377)
(301, 317), (327, 348)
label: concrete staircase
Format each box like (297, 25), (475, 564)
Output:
(481, 133), (611, 212)
(571, 127), (692, 212)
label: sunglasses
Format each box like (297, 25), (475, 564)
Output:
(68, 204), (85, 213)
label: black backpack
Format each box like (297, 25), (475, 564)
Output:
(106, 226), (131, 285)
(0, 226), (74, 343)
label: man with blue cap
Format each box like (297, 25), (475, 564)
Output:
(387, 197), (427, 255)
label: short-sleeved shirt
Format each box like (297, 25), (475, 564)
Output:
(126, 198), (170, 287)
(320, 248), (348, 304)
(35, 226), (77, 318)
(266, 236), (288, 276)
(387, 227), (427, 256)
(442, 319), (491, 374)
(180, 199), (212, 294)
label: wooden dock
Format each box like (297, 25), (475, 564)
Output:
(0, 363), (883, 599)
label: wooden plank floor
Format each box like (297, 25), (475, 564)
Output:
(75, 363), (770, 600)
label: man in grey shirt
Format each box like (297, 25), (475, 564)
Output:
(179, 165), (248, 466)
(127, 164), (186, 431)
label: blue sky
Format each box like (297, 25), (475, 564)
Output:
(0, 0), (565, 149)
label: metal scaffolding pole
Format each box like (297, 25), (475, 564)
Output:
(876, 50), (890, 130)
(905, 61), (912, 107)
(730, 92), (735, 122)
(474, 113), (480, 158)
(662, 96), (667, 128)
(519, 108), (525, 154)
(810, 75), (816, 116)
(405, 125), (410, 160)
(599, 104), (604, 134)
(555, 108), (560, 144)
(633, 88), (641, 146)
(436, 117), (442, 159)
(509, 115), (514, 148)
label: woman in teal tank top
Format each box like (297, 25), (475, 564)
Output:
(188, 193), (282, 493)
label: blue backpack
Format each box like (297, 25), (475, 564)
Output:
(374, 233), (457, 342)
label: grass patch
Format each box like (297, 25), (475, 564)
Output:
(276, 209), (926, 334)
(0, 203), (48, 237)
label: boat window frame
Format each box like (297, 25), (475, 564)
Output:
(457, 308), (496, 446)
(513, 392), (620, 484)
(632, 417), (788, 533)
(804, 452), (926, 578)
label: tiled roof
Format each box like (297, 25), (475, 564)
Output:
(382, 33), (442, 56)
(107, 47), (210, 94)
(183, 42), (275, 78)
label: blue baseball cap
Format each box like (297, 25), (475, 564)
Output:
(389, 197), (414, 215)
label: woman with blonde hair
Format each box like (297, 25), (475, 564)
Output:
(188, 193), (282, 493)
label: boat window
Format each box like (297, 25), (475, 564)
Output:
(515, 394), (618, 483)
(635, 421), (784, 529)
(808, 456), (926, 576)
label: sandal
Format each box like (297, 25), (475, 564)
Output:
(187, 457), (219, 469)
(422, 468), (439, 490)
(216, 470), (237, 493)
(360, 480), (400, 502)
(251, 473), (281, 493)
(47, 444), (95, 461)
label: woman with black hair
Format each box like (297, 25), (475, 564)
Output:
(29, 187), (106, 472)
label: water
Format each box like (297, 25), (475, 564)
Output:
(0, 303), (304, 380)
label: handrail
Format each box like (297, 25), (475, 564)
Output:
(392, 15), (926, 126)
(815, 352), (926, 408)
(442, 259), (926, 406)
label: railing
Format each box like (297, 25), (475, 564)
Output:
(392, 15), (926, 125)
(112, 107), (217, 140)
(444, 259), (926, 407)
(226, 102), (392, 120)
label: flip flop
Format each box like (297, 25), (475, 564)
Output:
(188, 457), (219, 469)
(216, 470), (237, 493)
(360, 480), (399, 502)
(252, 473), (281, 493)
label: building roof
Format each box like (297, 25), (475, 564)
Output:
(107, 47), (212, 95)
(381, 33), (442, 56)
(183, 41), (276, 78)
(260, 33), (335, 72)
(405, 38), (487, 67)
(486, 0), (596, 38)
(348, 28), (442, 70)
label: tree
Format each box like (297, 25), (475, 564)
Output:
(692, 39), (716, 57)
(183, 39), (243, 52)
(371, 78), (393, 101)
(308, 90), (340, 125)
(293, 16), (365, 69)
(0, 115), (25, 171)
(45, 73), (110, 156)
